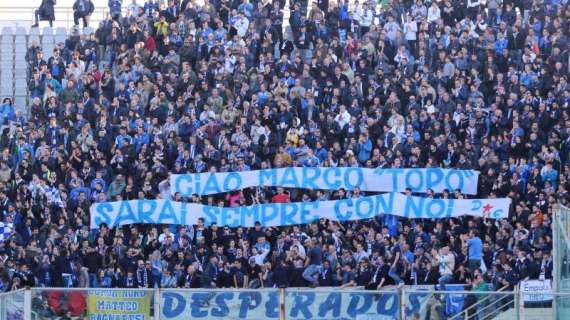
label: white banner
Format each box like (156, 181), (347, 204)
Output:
(161, 289), (427, 320)
(521, 280), (553, 303)
(170, 168), (479, 196)
(90, 193), (510, 229)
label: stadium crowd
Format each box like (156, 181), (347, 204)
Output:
(0, 0), (567, 297)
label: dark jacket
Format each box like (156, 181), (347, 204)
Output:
(73, 0), (95, 16)
(39, 0), (56, 21)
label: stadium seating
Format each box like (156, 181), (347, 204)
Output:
(0, 25), (76, 116)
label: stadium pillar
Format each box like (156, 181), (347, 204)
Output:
(399, 288), (405, 320)
(154, 288), (160, 319)
(279, 288), (285, 320)
(24, 289), (31, 320)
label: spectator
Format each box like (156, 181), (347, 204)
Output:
(33, 0), (55, 28)
(302, 239), (322, 287)
(0, 0), (566, 302)
(72, 0), (94, 28)
(465, 230), (483, 271)
(434, 246), (455, 290)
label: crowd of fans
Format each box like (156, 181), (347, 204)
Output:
(0, 0), (567, 298)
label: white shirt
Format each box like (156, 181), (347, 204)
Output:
(467, 0), (480, 8)
(404, 21), (417, 40)
(427, 6), (441, 23)
(253, 248), (269, 265)
(359, 9), (374, 27)
(233, 16), (249, 38)
(335, 110), (351, 129)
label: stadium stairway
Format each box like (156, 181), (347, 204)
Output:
(1, 25), (30, 116)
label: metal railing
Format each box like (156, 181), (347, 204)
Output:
(447, 285), (519, 320)
(0, 289), (24, 320)
(554, 206), (570, 319)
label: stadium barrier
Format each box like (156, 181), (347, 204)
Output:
(0, 289), (24, 320)
(1, 285), (565, 320)
(554, 205), (570, 319)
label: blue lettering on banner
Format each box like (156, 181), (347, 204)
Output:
(344, 167), (364, 189)
(238, 292), (262, 318)
(471, 200), (482, 211)
(299, 202), (318, 224)
(425, 199), (453, 218)
(221, 207), (240, 227)
(492, 209), (503, 218)
(160, 290), (455, 319)
(94, 202), (113, 226)
(280, 168), (299, 187)
(375, 168), (404, 190)
(171, 168), (480, 195)
(405, 169), (423, 191)
(91, 195), (510, 230)
(404, 197), (423, 218)
(194, 174), (201, 196)
(264, 292), (280, 318)
(203, 174), (220, 195)
(356, 197), (374, 219)
(289, 293), (315, 318)
(180, 203), (187, 225)
(158, 200), (179, 224)
(137, 200), (156, 223)
(114, 201), (138, 226)
(404, 197), (454, 219)
(260, 204), (278, 226)
(190, 293), (210, 317)
(280, 203), (298, 226)
(323, 167), (341, 189)
(445, 170), (464, 191)
(376, 193), (395, 213)
(174, 174), (192, 197)
(202, 206), (218, 225)
(212, 292), (232, 317)
(347, 293), (372, 318)
(162, 293), (185, 318)
(426, 169), (444, 190)
(377, 292), (400, 315)
(301, 167), (320, 189)
(224, 172), (243, 192)
(240, 205), (259, 227)
(317, 292), (341, 317)
(259, 169), (276, 186)
(405, 291), (429, 315)
(334, 198), (353, 221)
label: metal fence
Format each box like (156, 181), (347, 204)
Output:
(0, 286), (564, 320)
(554, 205), (570, 319)
(0, 289), (24, 320)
